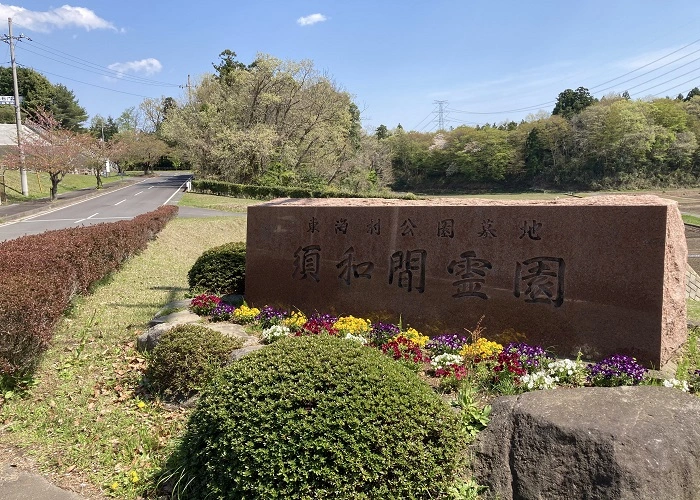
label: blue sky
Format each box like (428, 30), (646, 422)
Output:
(5, 1), (700, 132)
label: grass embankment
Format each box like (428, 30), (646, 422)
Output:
(0, 216), (247, 498)
(1, 170), (135, 203)
(178, 192), (263, 212)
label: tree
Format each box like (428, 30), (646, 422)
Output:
(111, 130), (169, 174)
(88, 114), (119, 141)
(10, 109), (85, 200)
(80, 133), (109, 188)
(213, 49), (248, 80)
(684, 87), (700, 102)
(375, 124), (389, 140)
(49, 84), (87, 131)
(161, 53), (357, 185)
(116, 107), (141, 132)
(0, 67), (53, 114)
(139, 96), (176, 133)
(552, 87), (597, 119)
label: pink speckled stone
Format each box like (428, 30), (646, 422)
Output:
(245, 195), (687, 366)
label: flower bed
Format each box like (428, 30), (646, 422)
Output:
(187, 295), (696, 395)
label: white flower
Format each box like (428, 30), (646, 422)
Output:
(521, 370), (558, 390)
(430, 353), (463, 370)
(546, 358), (586, 384)
(261, 325), (291, 344)
(663, 378), (690, 392)
(344, 333), (368, 345)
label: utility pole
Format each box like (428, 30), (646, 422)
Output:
(1, 18), (29, 195)
(434, 100), (447, 131)
(180, 74), (193, 104)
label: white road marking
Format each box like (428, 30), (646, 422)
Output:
(115, 199), (126, 206)
(163, 179), (190, 205)
(75, 212), (98, 224)
(0, 178), (149, 227)
(148, 186), (154, 190)
(21, 216), (133, 223)
(133, 191), (144, 196)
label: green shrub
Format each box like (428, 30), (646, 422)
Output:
(169, 335), (466, 499)
(190, 179), (418, 200)
(187, 241), (246, 295)
(145, 324), (242, 401)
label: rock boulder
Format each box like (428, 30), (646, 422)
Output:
(472, 386), (700, 499)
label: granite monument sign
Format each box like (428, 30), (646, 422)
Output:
(245, 195), (687, 366)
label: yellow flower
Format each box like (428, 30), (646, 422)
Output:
(232, 305), (260, 324)
(460, 337), (503, 360)
(136, 401), (146, 410)
(128, 470), (140, 484)
(333, 315), (371, 334)
(283, 311), (307, 330)
(110, 481), (119, 491)
(397, 327), (429, 347)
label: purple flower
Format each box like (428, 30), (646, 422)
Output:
(587, 354), (648, 386)
(504, 342), (551, 372)
(255, 306), (288, 328)
(210, 302), (235, 322)
(369, 322), (400, 346)
(426, 333), (469, 355)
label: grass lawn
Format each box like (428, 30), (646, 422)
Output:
(683, 214), (700, 226)
(1, 169), (132, 203)
(688, 299), (700, 323)
(0, 216), (247, 498)
(178, 192), (263, 212)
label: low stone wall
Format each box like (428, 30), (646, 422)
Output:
(245, 195), (687, 366)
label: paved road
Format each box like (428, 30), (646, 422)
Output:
(0, 173), (189, 242)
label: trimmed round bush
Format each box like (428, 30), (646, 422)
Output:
(145, 324), (242, 400)
(187, 241), (246, 295)
(171, 335), (466, 499)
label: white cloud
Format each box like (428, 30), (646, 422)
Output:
(0, 4), (117, 33)
(108, 58), (163, 78)
(297, 13), (327, 26)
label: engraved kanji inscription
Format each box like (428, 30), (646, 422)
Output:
(514, 257), (565, 307)
(367, 218), (381, 235)
(447, 251), (493, 299)
(519, 220), (542, 240)
(336, 246), (374, 285)
(438, 219), (455, 238)
(293, 245), (321, 282)
(307, 217), (320, 233)
(335, 218), (349, 234)
(479, 219), (497, 238)
(401, 218), (417, 236)
(389, 249), (427, 293)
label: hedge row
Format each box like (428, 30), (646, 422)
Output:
(0, 205), (178, 377)
(191, 179), (417, 200)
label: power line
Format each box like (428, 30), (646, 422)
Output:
(589, 38), (700, 90)
(18, 63), (158, 99)
(411, 110), (434, 131)
(439, 38), (700, 119)
(20, 39), (180, 87)
(17, 44), (179, 87)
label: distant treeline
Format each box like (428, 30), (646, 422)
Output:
(384, 88), (700, 192)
